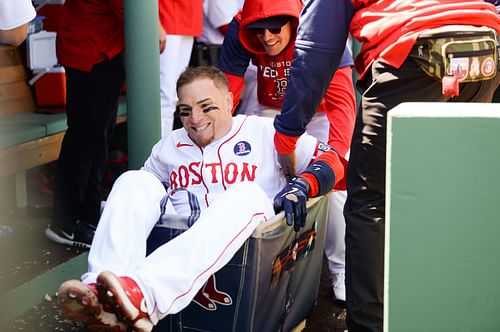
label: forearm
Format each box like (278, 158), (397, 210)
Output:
(323, 66), (356, 157)
(0, 24), (29, 46)
(299, 149), (347, 198)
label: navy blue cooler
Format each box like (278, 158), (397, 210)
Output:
(146, 195), (329, 332)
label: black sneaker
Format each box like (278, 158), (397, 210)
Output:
(45, 221), (96, 248)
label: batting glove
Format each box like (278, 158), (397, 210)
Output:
(273, 177), (310, 232)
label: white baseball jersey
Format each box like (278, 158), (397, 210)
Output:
(0, 0), (36, 30)
(144, 115), (318, 216)
(197, 0), (242, 45)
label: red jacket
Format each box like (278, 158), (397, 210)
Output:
(351, 0), (500, 79)
(56, 0), (124, 72)
(159, 0), (203, 36)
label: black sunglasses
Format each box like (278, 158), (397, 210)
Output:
(251, 26), (284, 35)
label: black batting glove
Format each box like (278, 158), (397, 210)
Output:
(273, 177), (310, 232)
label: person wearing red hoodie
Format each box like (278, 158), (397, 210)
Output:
(273, 1), (500, 331)
(218, 0), (356, 304)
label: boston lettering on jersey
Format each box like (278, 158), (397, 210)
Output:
(169, 161), (258, 189)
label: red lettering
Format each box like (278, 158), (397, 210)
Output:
(178, 165), (189, 188)
(189, 162), (202, 185)
(241, 163), (257, 181)
(224, 162), (238, 184)
(170, 171), (178, 190)
(205, 163), (219, 183)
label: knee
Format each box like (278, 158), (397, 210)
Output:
(113, 170), (165, 194)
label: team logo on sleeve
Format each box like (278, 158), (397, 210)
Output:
(318, 142), (332, 152)
(234, 141), (251, 156)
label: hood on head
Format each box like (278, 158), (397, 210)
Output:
(239, 0), (302, 54)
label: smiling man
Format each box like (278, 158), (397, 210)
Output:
(55, 66), (346, 331)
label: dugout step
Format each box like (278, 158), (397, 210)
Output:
(0, 209), (86, 326)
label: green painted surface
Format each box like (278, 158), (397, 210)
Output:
(385, 102), (500, 332)
(124, 0), (161, 169)
(0, 252), (88, 325)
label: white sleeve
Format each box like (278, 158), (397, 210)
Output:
(142, 139), (171, 188)
(294, 133), (318, 174)
(204, 0), (241, 29)
(0, 0), (37, 30)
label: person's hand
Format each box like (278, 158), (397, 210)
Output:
(277, 152), (296, 182)
(159, 23), (167, 54)
(273, 131), (299, 181)
(273, 177), (310, 232)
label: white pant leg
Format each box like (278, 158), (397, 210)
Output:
(131, 181), (275, 324)
(324, 190), (346, 274)
(304, 112), (346, 277)
(159, 35), (194, 138)
(82, 170), (166, 285)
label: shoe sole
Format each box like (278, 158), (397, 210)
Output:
(97, 271), (153, 332)
(58, 280), (126, 331)
(45, 227), (91, 249)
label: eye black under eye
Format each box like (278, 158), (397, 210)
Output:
(203, 106), (219, 113)
(178, 108), (192, 117)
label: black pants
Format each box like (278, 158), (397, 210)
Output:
(345, 57), (500, 332)
(52, 55), (125, 230)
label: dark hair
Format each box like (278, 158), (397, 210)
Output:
(176, 66), (229, 93)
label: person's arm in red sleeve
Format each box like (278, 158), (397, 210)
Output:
(218, 17), (253, 114)
(273, 143), (346, 231)
(322, 65), (356, 157)
(223, 72), (245, 114)
(273, 0), (355, 177)
(299, 147), (347, 197)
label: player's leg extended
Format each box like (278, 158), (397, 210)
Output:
(81, 170), (167, 285)
(128, 181), (275, 324)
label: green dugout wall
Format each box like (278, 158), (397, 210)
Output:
(385, 102), (500, 331)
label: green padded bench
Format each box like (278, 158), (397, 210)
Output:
(0, 97), (127, 177)
(0, 97), (127, 209)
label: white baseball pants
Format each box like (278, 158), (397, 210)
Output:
(82, 170), (275, 324)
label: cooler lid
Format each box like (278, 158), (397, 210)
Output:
(27, 31), (58, 70)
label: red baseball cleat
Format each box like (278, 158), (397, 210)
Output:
(97, 271), (154, 332)
(57, 279), (127, 331)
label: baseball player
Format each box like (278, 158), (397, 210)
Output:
(57, 66), (346, 332)
(218, 0), (356, 302)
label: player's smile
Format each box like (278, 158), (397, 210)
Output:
(191, 123), (211, 132)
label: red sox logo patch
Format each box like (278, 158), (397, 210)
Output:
(234, 141), (251, 156)
(193, 274), (233, 311)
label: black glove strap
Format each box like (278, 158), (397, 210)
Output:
(303, 160), (335, 196)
